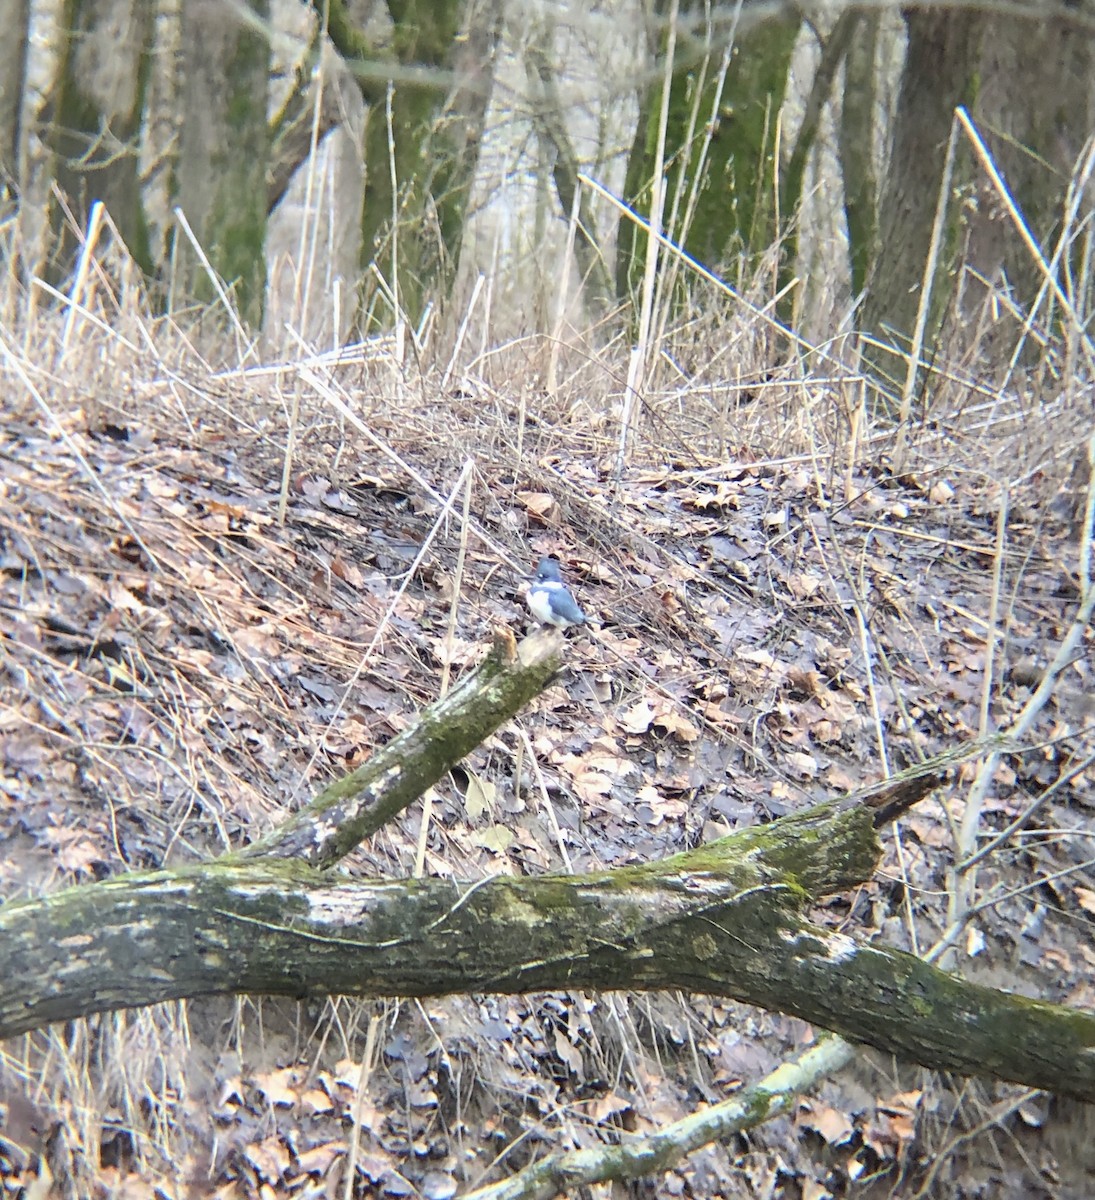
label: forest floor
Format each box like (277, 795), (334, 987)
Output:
(1, 289), (1094, 1200)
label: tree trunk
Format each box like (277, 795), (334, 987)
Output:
(525, 37), (615, 319)
(860, 8), (984, 387)
(174, 0), (270, 326)
(955, 6), (1095, 357)
(838, 10), (879, 302)
(46, 0), (154, 274)
(617, 5), (800, 303)
(779, 9), (859, 321)
(267, 37), (344, 215)
(0, 0), (29, 202)
(321, 0), (501, 328)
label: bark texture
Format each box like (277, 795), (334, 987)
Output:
(838, 10), (879, 302)
(175, 0), (270, 324)
(861, 2), (1095, 383)
(861, 8), (983, 386)
(957, 7), (1095, 348)
(48, 0), (154, 272)
(0, 0), (29, 198)
(4, 793), (1095, 1100)
(617, 3), (800, 302)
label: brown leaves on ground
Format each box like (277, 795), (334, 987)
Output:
(2, 319), (1093, 1199)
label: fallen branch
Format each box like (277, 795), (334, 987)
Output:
(3, 771), (1094, 1099)
(465, 1036), (857, 1200)
(236, 626), (561, 866)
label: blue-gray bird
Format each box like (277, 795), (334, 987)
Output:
(527, 557), (586, 628)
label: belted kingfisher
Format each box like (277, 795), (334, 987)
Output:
(527, 557), (587, 628)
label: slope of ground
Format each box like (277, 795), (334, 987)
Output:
(0, 289), (1093, 1199)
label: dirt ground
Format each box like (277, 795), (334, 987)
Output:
(1, 297), (1094, 1199)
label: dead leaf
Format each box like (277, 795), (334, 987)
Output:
(107, 582), (147, 613)
(1042, 946), (1073, 973)
(587, 1091), (632, 1121)
(296, 1141), (344, 1174)
(579, 745), (635, 778)
(651, 704), (699, 743)
(929, 479), (955, 504)
(785, 750), (818, 778)
(787, 572), (823, 600)
(464, 772), (496, 821)
(476, 825), (514, 854)
(429, 636), (477, 667)
(569, 769), (614, 805)
(787, 667), (824, 696)
(879, 1089), (922, 1116)
(255, 1066), (302, 1108)
(244, 1135), (290, 1184)
(553, 1028), (583, 1076)
(636, 785), (687, 825)
(299, 1087), (334, 1116)
(517, 491), (556, 519)
(421, 1171), (458, 1200)
(40, 827), (106, 876)
(799, 1101), (854, 1146)
(621, 700), (656, 734)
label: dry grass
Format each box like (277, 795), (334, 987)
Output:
(1, 157), (1094, 1199)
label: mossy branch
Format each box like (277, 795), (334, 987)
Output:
(2, 786), (1094, 1099)
(1, 624), (1090, 1104)
(236, 627), (563, 867)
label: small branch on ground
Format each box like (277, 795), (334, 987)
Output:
(236, 626), (562, 868)
(465, 1036), (857, 1200)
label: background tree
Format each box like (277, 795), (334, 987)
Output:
(860, 8), (983, 386)
(861, 2), (1095, 389)
(45, 0), (155, 276)
(6, 0), (1094, 356)
(0, 0), (29, 206)
(524, 22), (617, 320)
(959, 7), (1095, 356)
(174, 0), (271, 326)
(838, 8), (880, 303)
(320, 0), (502, 328)
(616, 3), (801, 304)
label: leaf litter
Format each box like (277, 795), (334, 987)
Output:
(0, 300), (1092, 1198)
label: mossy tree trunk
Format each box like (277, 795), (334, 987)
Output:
(320, 0), (502, 329)
(174, 0), (270, 327)
(617, 5), (800, 305)
(4, 767), (1095, 1101)
(1, 605), (1093, 1103)
(0, 0), (29, 203)
(46, 0), (154, 276)
(838, 10), (880, 303)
